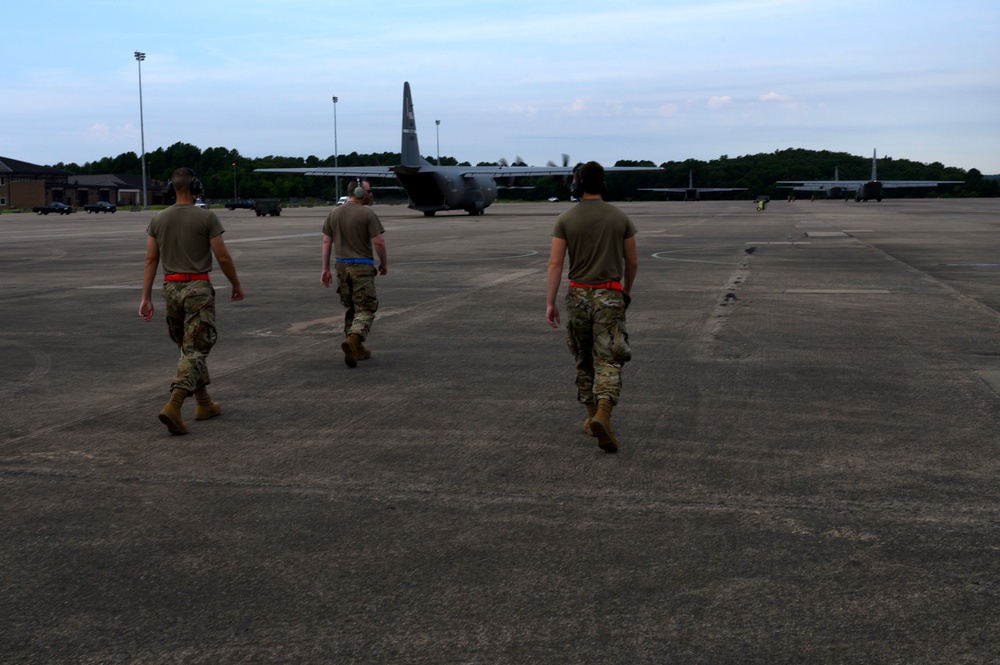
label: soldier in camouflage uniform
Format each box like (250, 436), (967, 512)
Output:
(321, 179), (388, 368)
(546, 161), (637, 453)
(139, 167), (245, 435)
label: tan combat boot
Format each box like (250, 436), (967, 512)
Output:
(583, 403), (598, 436)
(193, 386), (221, 421)
(341, 333), (364, 368)
(158, 387), (189, 435)
(589, 399), (618, 453)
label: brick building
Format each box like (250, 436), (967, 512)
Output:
(0, 156), (165, 210)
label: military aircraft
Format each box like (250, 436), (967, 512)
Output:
(776, 150), (963, 202)
(638, 169), (747, 201)
(784, 166), (851, 199)
(255, 82), (659, 216)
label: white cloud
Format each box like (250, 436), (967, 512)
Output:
(116, 123), (140, 141)
(87, 124), (110, 140)
(708, 96), (733, 109)
(760, 91), (793, 103)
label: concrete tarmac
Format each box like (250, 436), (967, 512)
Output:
(1, 199), (998, 663)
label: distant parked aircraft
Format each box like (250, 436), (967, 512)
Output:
(784, 166), (852, 199)
(776, 150), (963, 202)
(256, 82), (659, 216)
(638, 169), (746, 201)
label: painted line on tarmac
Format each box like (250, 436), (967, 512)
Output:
(225, 233), (322, 243)
(394, 250), (538, 265)
(736, 241), (814, 245)
(80, 285), (142, 289)
(975, 370), (1000, 397)
(651, 250), (743, 265)
(2, 230), (133, 242)
(784, 289), (891, 294)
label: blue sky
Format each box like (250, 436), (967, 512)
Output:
(4, 0), (999, 173)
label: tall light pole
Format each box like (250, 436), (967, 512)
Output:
(332, 95), (339, 200)
(232, 162), (237, 201)
(134, 51), (147, 210)
(435, 120), (441, 165)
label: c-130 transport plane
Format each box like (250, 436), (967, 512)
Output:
(776, 149), (963, 202)
(256, 82), (659, 216)
(638, 169), (747, 201)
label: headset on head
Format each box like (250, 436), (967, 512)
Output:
(166, 167), (204, 202)
(570, 163), (584, 199)
(352, 178), (365, 199)
(570, 162), (607, 199)
(187, 168), (204, 196)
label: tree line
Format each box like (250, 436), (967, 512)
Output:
(54, 143), (998, 202)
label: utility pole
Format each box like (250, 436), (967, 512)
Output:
(134, 51), (147, 209)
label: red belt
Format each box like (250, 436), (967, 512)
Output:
(164, 273), (210, 282)
(569, 280), (623, 291)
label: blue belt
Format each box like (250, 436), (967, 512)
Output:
(336, 258), (374, 265)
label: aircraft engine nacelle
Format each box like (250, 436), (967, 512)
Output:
(438, 173), (497, 215)
(856, 181), (884, 202)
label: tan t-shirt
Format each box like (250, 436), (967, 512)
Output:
(146, 204), (225, 274)
(322, 203), (385, 259)
(552, 200), (636, 284)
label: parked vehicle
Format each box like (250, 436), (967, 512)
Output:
(32, 202), (74, 215)
(194, 198), (208, 209)
(83, 201), (117, 214)
(254, 198), (282, 217)
(224, 200), (255, 210)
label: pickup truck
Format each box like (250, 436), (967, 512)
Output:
(32, 202), (75, 215)
(225, 200), (255, 210)
(83, 201), (117, 213)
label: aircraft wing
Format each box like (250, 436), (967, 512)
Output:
(457, 165), (659, 178)
(256, 165), (658, 179)
(255, 167), (398, 178)
(639, 187), (747, 192)
(878, 180), (964, 188)
(776, 179), (962, 189)
(775, 180), (866, 189)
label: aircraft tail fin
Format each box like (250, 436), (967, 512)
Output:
(401, 82), (430, 167)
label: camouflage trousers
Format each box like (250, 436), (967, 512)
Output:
(565, 287), (631, 405)
(336, 263), (379, 339)
(162, 280), (217, 394)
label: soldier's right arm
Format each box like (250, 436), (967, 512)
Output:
(139, 235), (159, 322)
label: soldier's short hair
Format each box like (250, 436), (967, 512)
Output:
(579, 161), (605, 195)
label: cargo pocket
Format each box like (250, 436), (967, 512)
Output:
(566, 328), (580, 356)
(610, 320), (631, 363)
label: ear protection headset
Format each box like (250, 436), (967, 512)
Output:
(166, 167), (204, 202)
(352, 179), (365, 199)
(187, 168), (204, 196)
(570, 163), (584, 199)
(571, 162), (608, 199)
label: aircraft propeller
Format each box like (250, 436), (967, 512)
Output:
(547, 154), (571, 185)
(498, 156), (525, 188)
